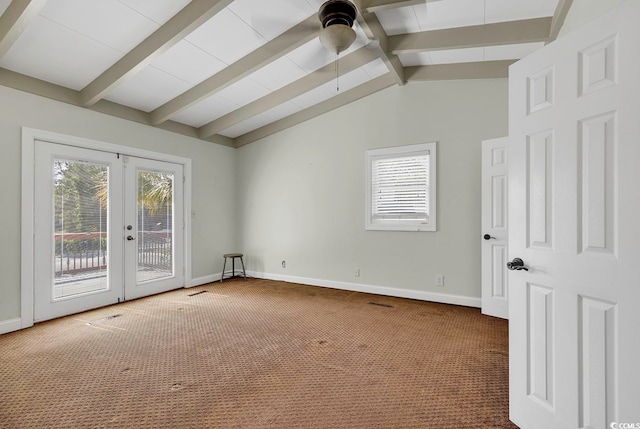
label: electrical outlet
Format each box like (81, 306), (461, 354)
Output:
(355, 268), (360, 277)
(435, 275), (444, 286)
(282, 260), (286, 268)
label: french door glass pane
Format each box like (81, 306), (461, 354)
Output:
(137, 170), (174, 283)
(54, 159), (109, 299)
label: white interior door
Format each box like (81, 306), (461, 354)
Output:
(34, 142), (185, 321)
(481, 137), (509, 319)
(508, 2), (640, 428)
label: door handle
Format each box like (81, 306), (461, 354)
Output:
(507, 257), (528, 271)
(483, 234), (496, 240)
(126, 235), (136, 241)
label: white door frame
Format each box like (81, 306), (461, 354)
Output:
(21, 127), (192, 329)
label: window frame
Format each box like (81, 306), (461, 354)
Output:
(365, 142), (437, 232)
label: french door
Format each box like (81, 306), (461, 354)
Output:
(33, 141), (184, 322)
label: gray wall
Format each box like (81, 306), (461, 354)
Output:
(0, 0), (618, 329)
(0, 85), (237, 322)
(237, 79), (508, 301)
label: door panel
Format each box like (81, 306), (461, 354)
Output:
(526, 283), (554, 408)
(123, 156), (184, 300)
(578, 112), (616, 255)
(508, 2), (640, 428)
(578, 296), (616, 429)
(34, 142), (123, 322)
(526, 130), (553, 249)
(481, 137), (509, 319)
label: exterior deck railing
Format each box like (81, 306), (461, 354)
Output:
(54, 231), (172, 281)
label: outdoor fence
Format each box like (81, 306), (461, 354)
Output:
(54, 231), (172, 281)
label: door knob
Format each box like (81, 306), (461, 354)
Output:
(483, 234), (496, 240)
(126, 235), (136, 241)
(507, 257), (528, 271)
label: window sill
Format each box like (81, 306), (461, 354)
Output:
(366, 224), (436, 232)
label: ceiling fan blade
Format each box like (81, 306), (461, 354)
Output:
(249, 16), (320, 41)
(289, 38), (335, 73)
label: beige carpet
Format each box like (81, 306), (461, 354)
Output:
(0, 278), (518, 429)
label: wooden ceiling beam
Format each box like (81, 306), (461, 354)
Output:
(353, 0), (405, 85)
(362, 0), (442, 13)
(0, 0), (47, 59)
(405, 60), (515, 81)
(150, 15), (320, 125)
(79, 0), (234, 107)
(389, 17), (551, 54)
(548, 0), (574, 41)
(0, 66), (235, 147)
(199, 47), (378, 138)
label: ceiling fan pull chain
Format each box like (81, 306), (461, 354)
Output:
(336, 53), (340, 91)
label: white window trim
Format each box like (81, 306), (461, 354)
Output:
(365, 142), (437, 232)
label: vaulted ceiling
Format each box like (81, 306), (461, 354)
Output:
(0, 0), (572, 147)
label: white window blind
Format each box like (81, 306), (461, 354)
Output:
(366, 142), (436, 231)
(371, 154), (429, 221)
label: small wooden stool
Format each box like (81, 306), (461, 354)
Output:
(220, 253), (246, 282)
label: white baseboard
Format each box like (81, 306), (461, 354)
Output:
(247, 271), (481, 308)
(192, 269), (256, 287)
(1, 273), (478, 336)
(0, 318), (22, 335)
(190, 273), (222, 287)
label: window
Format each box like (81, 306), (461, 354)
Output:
(366, 142), (436, 231)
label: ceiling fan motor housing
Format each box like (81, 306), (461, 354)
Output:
(318, 0), (357, 28)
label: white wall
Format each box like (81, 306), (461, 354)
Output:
(237, 79), (508, 303)
(560, 0), (626, 37)
(0, 86), (237, 323)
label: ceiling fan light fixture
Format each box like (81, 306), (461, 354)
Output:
(319, 24), (356, 54)
(318, 0), (357, 54)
